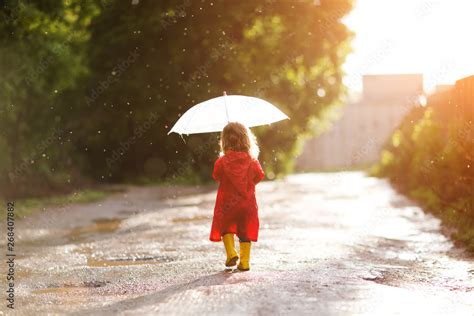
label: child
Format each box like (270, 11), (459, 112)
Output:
(209, 122), (265, 271)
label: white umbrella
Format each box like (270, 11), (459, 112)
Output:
(168, 92), (289, 135)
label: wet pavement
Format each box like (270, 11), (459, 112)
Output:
(2, 172), (473, 315)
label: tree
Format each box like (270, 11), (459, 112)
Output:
(75, 0), (353, 182)
(0, 0), (99, 196)
(1, 0), (354, 197)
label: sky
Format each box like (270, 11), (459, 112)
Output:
(342, 0), (474, 94)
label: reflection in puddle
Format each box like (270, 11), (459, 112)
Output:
(172, 215), (209, 223)
(33, 287), (87, 295)
(163, 247), (177, 252)
(67, 218), (123, 241)
(73, 246), (94, 255)
(33, 281), (110, 295)
(17, 268), (33, 278)
(118, 209), (138, 215)
(73, 245), (176, 267)
(87, 255), (174, 267)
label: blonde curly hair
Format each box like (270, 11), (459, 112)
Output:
(220, 122), (259, 159)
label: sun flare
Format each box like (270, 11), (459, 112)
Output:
(343, 0), (474, 93)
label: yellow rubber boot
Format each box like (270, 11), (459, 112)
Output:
(222, 234), (238, 267)
(237, 242), (251, 271)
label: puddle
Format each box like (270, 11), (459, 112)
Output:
(17, 269), (33, 278)
(83, 280), (110, 287)
(73, 246), (94, 254)
(162, 247), (177, 252)
(32, 281), (110, 295)
(67, 218), (123, 241)
(32, 287), (88, 295)
(172, 215), (209, 223)
(118, 209), (138, 215)
(74, 246), (176, 267)
(87, 255), (174, 267)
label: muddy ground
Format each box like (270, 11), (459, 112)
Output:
(1, 172), (473, 315)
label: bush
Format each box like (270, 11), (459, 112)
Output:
(372, 78), (474, 252)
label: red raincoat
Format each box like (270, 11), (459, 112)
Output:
(209, 150), (265, 242)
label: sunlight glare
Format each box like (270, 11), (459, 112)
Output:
(343, 0), (474, 93)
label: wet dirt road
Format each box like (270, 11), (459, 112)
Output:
(3, 172), (474, 315)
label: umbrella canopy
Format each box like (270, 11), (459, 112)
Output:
(168, 92), (289, 135)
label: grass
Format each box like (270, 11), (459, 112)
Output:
(3, 189), (110, 219)
(405, 184), (474, 253)
(431, 206), (474, 253)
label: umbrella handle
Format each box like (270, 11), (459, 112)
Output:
(223, 91), (229, 123)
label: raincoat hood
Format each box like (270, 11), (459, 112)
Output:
(221, 150), (253, 196)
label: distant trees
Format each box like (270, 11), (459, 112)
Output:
(0, 0), (353, 197)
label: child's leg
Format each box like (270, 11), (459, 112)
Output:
(237, 237), (251, 271)
(222, 233), (238, 267)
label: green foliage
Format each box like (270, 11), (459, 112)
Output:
(0, 0), (100, 197)
(373, 89), (474, 251)
(74, 0), (353, 182)
(0, 0), (353, 198)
